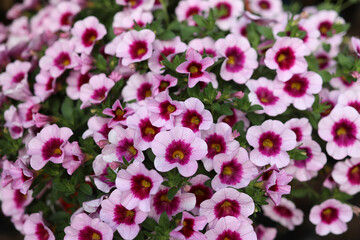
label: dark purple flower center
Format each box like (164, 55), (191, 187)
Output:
(187, 61), (203, 78)
(12, 126), (22, 134)
(98, 123), (111, 139)
(158, 80), (170, 92)
(349, 101), (360, 114)
(291, 127), (303, 142)
(181, 110), (203, 132)
(130, 40), (148, 59)
(216, 2), (232, 19)
(91, 86), (107, 101)
(316, 54), (329, 70)
(77, 73), (90, 90)
(45, 76), (55, 91)
(139, 118), (160, 142)
(221, 109), (237, 127)
(214, 199), (240, 219)
(331, 118), (357, 147)
(294, 147), (313, 168)
(159, 101), (177, 120)
(204, 48), (217, 58)
(113, 204), (136, 225)
(274, 205), (293, 218)
(219, 159), (243, 185)
(25, 106), (34, 121)
(42, 138), (64, 161)
(165, 140), (192, 165)
(137, 82), (152, 100)
(158, 47), (175, 63)
(240, 26), (247, 37)
(258, 131), (282, 156)
(186, 7), (200, 18)
(12, 72), (25, 83)
(225, 46), (245, 72)
(189, 184), (212, 207)
(180, 218), (195, 238)
(116, 138), (138, 162)
(78, 226), (102, 240)
(36, 223), (50, 240)
(321, 207), (338, 224)
(82, 28), (98, 47)
(153, 189), (180, 215)
(255, 87), (279, 106)
(130, 174), (153, 200)
(259, 0), (270, 9)
(284, 74), (309, 97)
(60, 12), (73, 26)
(318, 21), (333, 38)
(114, 107), (126, 121)
(275, 47), (296, 70)
(348, 163), (360, 185)
(14, 190), (27, 208)
(205, 133), (227, 159)
(216, 230), (241, 240)
(54, 52), (71, 69)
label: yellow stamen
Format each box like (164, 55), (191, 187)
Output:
(145, 90), (152, 98)
(63, 59), (70, 66)
(129, 0), (137, 7)
(221, 200), (232, 208)
(211, 143), (221, 153)
(337, 127), (347, 136)
(189, 65), (199, 73)
(190, 116), (200, 125)
(92, 233), (101, 240)
(263, 139), (273, 148)
(172, 150), (184, 160)
(194, 189), (204, 196)
(115, 108), (124, 117)
(141, 179), (151, 188)
(53, 148), (62, 155)
(137, 48), (146, 56)
(127, 146), (137, 156)
(145, 127), (155, 135)
(167, 104), (176, 113)
(277, 53), (286, 63)
(227, 56), (236, 65)
(126, 210), (135, 217)
(160, 194), (171, 202)
(222, 166), (233, 176)
(291, 82), (301, 91)
(351, 165), (360, 175)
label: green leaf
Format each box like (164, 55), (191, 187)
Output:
(106, 167), (117, 182)
(79, 183), (93, 195)
(256, 25), (274, 40)
(318, 70), (332, 83)
(142, 218), (158, 231)
(322, 43), (331, 52)
(167, 187), (178, 201)
(159, 211), (170, 229)
(192, 14), (207, 28)
(158, 31), (176, 40)
(338, 54), (354, 69)
(61, 97), (74, 122)
(288, 148), (308, 161)
(95, 54), (108, 72)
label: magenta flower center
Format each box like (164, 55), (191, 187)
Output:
(318, 21), (333, 38)
(139, 118), (160, 142)
(255, 87), (279, 106)
(12, 72), (25, 83)
(137, 82), (152, 100)
(82, 28), (98, 47)
(187, 61), (203, 78)
(331, 118), (357, 147)
(348, 101), (360, 114)
(291, 127), (303, 142)
(130, 174), (153, 200)
(98, 123), (111, 139)
(274, 205), (293, 218)
(158, 80), (170, 92)
(216, 230), (241, 240)
(36, 223), (50, 240)
(45, 76), (55, 91)
(113, 204), (136, 225)
(340, 75), (354, 87)
(294, 147), (313, 168)
(180, 218), (195, 238)
(189, 184), (212, 207)
(78, 226), (102, 240)
(259, 0), (271, 9)
(225, 46), (245, 72)
(348, 163), (360, 185)
(275, 47), (296, 70)
(298, 26), (309, 42)
(284, 74), (309, 97)
(158, 47), (175, 63)
(205, 133), (227, 159)
(186, 7), (200, 18)
(14, 190), (27, 208)
(220, 159), (243, 185)
(153, 189), (180, 215)
(214, 199), (240, 219)
(114, 107), (126, 121)
(116, 138), (138, 162)
(258, 131), (282, 156)
(321, 207), (338, 224)
(54, 52), (71, 69)
(159, 100), (177, 120)
(60, 12), (73, 26)
(77, 73), (90, 90)
(181, 110), (203, 132)
(42, 138), (64, 160)
(91, 86), (107, 101)
(216, 2), (232, 19)
(316, 54), (329, 70)
(130, 40), (148, 59)
(165, 140), (192, 165)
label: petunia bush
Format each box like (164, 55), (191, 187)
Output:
(1, 0), (360, 239)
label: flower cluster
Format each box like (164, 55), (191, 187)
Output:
(0, 0), (359, 239)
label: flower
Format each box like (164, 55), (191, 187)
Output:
(175, 0), (209, 26)
(188, 37), (218, 59)
(332, 157), (360, 195)
(151, 74), (178, 95)
(215, 34), (258, 84)
(170, 212), (207, 240)
(1, 158), (33, 194)
(209, 0), (244, 31)
(64, 213), (113, 240)
(284, 118), (312, 143)
(23, 212), (55, 240)
(0, 185), (33, 217)
(199, 188), (254, 228)
(27, 124), (73, 170)
(309, 199), (353, 236)
(66, 71), (91, 100)
(102, 100), (135, 128)
(71, 16), (107, 54)
(122, 72), (154, 102)
(264, 37), (310, 82)
(246, 119), (297, 168)
(99, 189), (147, 240)
(264, 168), (292, 206)
(255, 224), (277, 240)
(82, 116), (111, 147)
(151, 126), (207, 177)
(4, 105), (23, 139)
(116, 29), (156, 66)
(113, 8), (153, 34)
(79, 74), (115, 109)
(262, 198), (303, 230)
(115, 0), (155, 11)
(115, 162), (163, 212)
(351, 36), (360, 56)
(34, 71), (56, 102)
(217, 108), (249, 129)
(338, 89), (360, 114)
(176, 48), (214, 88)
(183, 174), (213, 212)
(62, 141), (86, 175)
(205, 216), (257, 240)
(51, 1), (81, 32)
(211, 147), (258, 191)
(249, 0), (283, 19)
(318, 106), (360, 160)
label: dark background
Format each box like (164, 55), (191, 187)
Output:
(0, 0), (360, 239)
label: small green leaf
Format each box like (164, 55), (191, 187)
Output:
(159, 211), (170, 228)
(79, 183), (93, 195)
(167, 187), (178, 201)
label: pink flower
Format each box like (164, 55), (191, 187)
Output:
(151, 126), (207, 177)
(51, 1), (81, 32)
(201, 122), (240, 171)
(209, 0), (244, 31)
(332, 157), (360, 195)
(0, 60), (32, 101)
(34, 71), (56, 102)
(66, 71), (91, 100)
(309, 199), (353, 236)
(183, 174), (213, 212)
(103, 100), (135, 128)
(215, 34), (258, 84)
(275, 71), (323, 110)
(0, 185), (33, 217)
(18, 97), (41, 129)
(62, 141), (86, 175)
(122, 72), (154, 102)
(82, 116), (111, 147)
(262, 198), (303, 230)
(318, 106), (360, 160)
(199, 188), (254, 228)
(113, 9), (153, 34)
(246, 119), (297, 168)
(249, 0), (283, 19)
(115, 162), (163, 212)
(148, 36), (187, 73)
(217, 108), (250, 129)
(175, 97), (213, 134)
(39, 40), (80, 78)
(247, 77), (289, 116)
(116, 29), (156, 66)
(264, 168), (292, 206)
(115, 0), (155, 11)
(1, 159), (33, 194)
(4, 105), (23, 139)
(338, 89), (360, 114)
(230, 16), (251, 38)
(212, 147), (258, 191)
(151, 74), (178, 95)
(71, 16), (107, 54)
(27, 124), (73, 170)
(102, 126), (144, 163)
(64, 213), (113, 240)
(188, 37), (218, 59)
(147, 92), (185, 129)
(170, 212), (207, 240)
(255, 224), (277, 240)
(92, 155), (115, 193)
(285, 139), (327, 182)
(264, 37), (310, 82)
(79, 74), (115, 109)
(99, 189), (147, 240)
(351, 37), (360, 56)
(205, 216), (257, 240)
(175, 0), (209, 26)
(23, 212), (55, 240)
(176, 48), (214, 88)
(285, 118), (312, 143)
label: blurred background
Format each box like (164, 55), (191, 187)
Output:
(0, 0), (360, 239)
